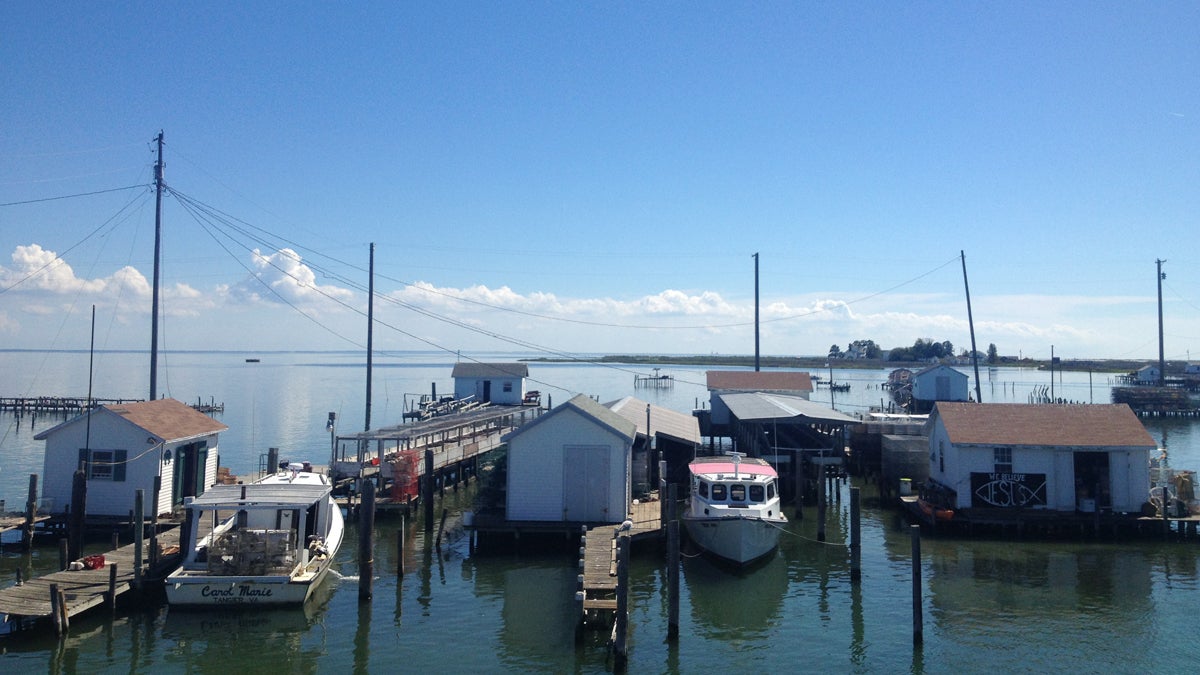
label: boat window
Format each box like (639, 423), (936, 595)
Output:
(730, 484), (746, 501)
(749, 484), (765, 502)
(767, 481), (776, 500)
(711, 483), (727, 500)
(698, 481), (709, 498)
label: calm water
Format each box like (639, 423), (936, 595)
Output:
(1, 351), (1198, 672)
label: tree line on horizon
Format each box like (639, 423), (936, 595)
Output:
(829, 338), (1002, 363)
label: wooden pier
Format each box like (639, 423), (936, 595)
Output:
(0, 523), (186, 635)
(0, 397), (141, 415)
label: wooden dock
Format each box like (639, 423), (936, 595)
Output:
(0, 524), (186, 634)
(575, 499), (662, 627)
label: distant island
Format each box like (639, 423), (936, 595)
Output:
(521, 354), (1156, 373)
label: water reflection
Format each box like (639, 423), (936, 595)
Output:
(681, 552), (788, 639)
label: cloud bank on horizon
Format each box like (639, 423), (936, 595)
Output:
(0, 239), (1183, 362)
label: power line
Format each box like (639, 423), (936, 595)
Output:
(0, 184), (148, 207)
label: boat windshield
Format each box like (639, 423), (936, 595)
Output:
(730, 484), (746, 502)
(749, 484), (764, 502)
(698, 481), (709, 498)
(711, 483), (727, 500)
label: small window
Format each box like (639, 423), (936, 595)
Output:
(90, 450), (114, 480)
(749, 484), (765, 502)
(730, 484), (746, 502)
(767, 481), (776, 500)
(994, 447), (1012, 474)
(698, 481), (708, 498)
(503, 381), (513, 393)
(711, 484), (727, 501)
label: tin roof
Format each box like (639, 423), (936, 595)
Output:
(719, 392), (858, 424)
(604, 396), (701, 445)
(706, 370), (813, 393)
(450, 362), (529, 378)
(503, 393), (636, 442)
(932, 402), (1157, 448)
(188, 482), (330, 508)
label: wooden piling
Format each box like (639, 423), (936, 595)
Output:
(435, 508), (449, 549)
(396, 525), (405, 578)
(424, 449), (435, 534)
(107, 563), (118, 613)
(667, 483), (680, 642)
(68, 469), (86, 563)
(794, 455), (804, 520)
(23, 474), (38, 550)
(613, 535), (630, 670)
(133, 490), (144, 590)
(911, 524), (923, 645)
(50, 583), (63, 637)
(359, 479), (376, 602)
(58, 538), (69, 571)
(850, 487), (861, 583)
(817, 466), (827, 542)
(150, 474), (161, 568)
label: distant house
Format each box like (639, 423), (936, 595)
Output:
(1135, 365), (1162, 384)
(36, 398), (228, 519)
(926, 403), (1156, 514)
(911, 364), (970, 412)
(705, 370), (814, 428)
(502, 394), (636, 523)
(1186, 363), (1200, 376)
(451, 362), (529, 405)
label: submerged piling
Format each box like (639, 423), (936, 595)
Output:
(359, 479), (376, 602)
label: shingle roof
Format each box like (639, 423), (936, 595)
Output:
(705, 370), (813, 393)
(106, 398), (228, 441)
(932, 402), (1156, 448)
(451, 362), (530, 378)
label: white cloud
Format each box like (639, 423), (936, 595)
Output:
(224, 248), (355, 308)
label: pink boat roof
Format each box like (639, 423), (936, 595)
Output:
(689, 457), (777, 478)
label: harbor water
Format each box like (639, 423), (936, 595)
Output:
(1, 351), (1198, 672)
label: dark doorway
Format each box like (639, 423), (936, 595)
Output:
(1074, 451), (1111, 509)
(482, 380), (492, 403)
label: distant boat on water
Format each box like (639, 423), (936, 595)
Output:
(245, 358), (261, 363)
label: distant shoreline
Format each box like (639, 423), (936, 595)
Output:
(522, 354), (1151, 374)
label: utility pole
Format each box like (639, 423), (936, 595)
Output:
(365, 243), (375, 432)
(961, 250), (982, 403)
(753, 252), (760, 372)
(1157, 259), (1166, 386)
(150, 131), (164, 401)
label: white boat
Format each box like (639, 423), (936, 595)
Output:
(682, 453), (787, 565)
(165, 463), (344, 606)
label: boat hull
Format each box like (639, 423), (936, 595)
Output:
(166, 564), (332, 606)
(682, 513), (784, 565)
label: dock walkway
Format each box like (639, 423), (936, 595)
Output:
(576, 499), (663, 627)
(0, 524), (186, 634)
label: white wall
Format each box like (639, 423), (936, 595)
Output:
(506, 407), (629, 522)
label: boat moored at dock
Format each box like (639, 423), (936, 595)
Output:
(165, 463), (344, 607)
(682, 453), (787, 565)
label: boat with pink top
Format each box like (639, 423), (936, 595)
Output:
(682, 452), (787, 565)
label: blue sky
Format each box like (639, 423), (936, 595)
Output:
(2, 2), (1198, 361)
